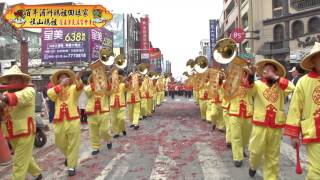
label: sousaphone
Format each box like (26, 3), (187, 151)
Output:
(213, 38), (248, 101)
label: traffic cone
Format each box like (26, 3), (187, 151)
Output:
(0, 128), (11, 166)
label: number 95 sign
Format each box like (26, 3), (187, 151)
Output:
(230, 28), (245, 43)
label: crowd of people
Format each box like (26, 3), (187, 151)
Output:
(189, 42), (320, 180)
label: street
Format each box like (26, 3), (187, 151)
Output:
(0, 97), (307, 180)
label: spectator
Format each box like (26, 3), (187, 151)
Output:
(78, 90), (88, 124)
(46, 80), (55, 123)
(289, 64), (305, 85)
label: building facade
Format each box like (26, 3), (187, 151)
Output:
(126, 14), (141, 73)
(218, 0), (320, 70)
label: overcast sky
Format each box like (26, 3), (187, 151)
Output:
(4, 0), (223, 78)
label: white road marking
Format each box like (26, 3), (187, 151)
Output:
(195, 142), (233, 180)
(95, 143), (130, 180)
(149, 146), (177, 180)
(175, 99), (181, 102)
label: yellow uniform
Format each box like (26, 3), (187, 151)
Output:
(85, 83), (111, 151)
(156, 79), (163, 106)
(221, 87), (231, 143)
(148, 79), (156, 114)
(285, 72), (320, 180)
(140, 77), (151, 117)
(48, 82), (83, 169)
(1, 87), (42, 180)
(228, 85), (253, 161)
(110, 83), (127, 135)
(199, 85), (211, 122)
(160, 78), (166, 103)
(211, 87), (223, 129)
(248, 78), (294, 180)
(127, 85), (141, 126)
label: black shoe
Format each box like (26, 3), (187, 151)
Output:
(113, 134), (120, 138)
(34, 174), (43, 180)
(134, 125), (139, 130)
(249, 168), (256, 177)
(130, 124), (135, 128)
(68, 168), (76, 177)
(212, 125), (216, 131)
(142, 116), (147, 119)
(226, 143), (232, 149)
(234, 160), (243, 167)
(123, 131), (127, 136)
(139, 117), (143, 120)
(64, 159), (67, 167)
(107, 143), (112, 149)
(91, 150), (100, 156)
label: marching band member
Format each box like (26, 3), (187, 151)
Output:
(160, 75), (166, 103)
(284, 42), (320, 179)
(151, 76), (157, 112)
(211, 78), (223, 130)
(199, 74), (212, 122)
(227, 67), (252, 167)
(84, 75), (112, 155)
(0, 65), (42, 180)
(47, 69), (83, 176)
(247, 59), (294, 179)
(156, 76), (163, 106)
(110, 69), (128, 138)
(221, 89), (231, 148)
(127, 73), (141, 130)
(140, 75), (150, 118)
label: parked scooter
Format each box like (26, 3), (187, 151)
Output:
(34, 114), (47, 148)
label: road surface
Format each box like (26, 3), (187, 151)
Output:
(0, 97), (307, 180)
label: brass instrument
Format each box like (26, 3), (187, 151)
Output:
(89, 48), (115, 94)
(213, 38), (248, 101)
(111, 68), (120, 93)
(114, 54), (127, 69)
(136, 63), (149, 75)
(194, 56), (209, 73)
(99, 47), (115, 66)
(207, 68), (221, 98)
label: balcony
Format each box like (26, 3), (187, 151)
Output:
(291, 0), (320, 11)
(273, 8), (283, 18)
(258, 40), (290, 55)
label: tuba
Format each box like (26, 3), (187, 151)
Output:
(90, 48), (114, 93)
(194, 56), (208, 73)
(114, 54), (127, 69)
(136, 63), (149, 75)
(213, 38), (248, 101)
(99, 48), (115, 66)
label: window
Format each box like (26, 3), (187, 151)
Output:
(242, 13), (248, 28)
(291, 21), (304, 39)
(273, 0), (282, 8)
(274, 24), (284, 41)
(308, 17), (320, 34)
(225, 0), (235, 17)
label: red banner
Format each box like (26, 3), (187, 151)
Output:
(140, 16), (149, 52)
